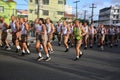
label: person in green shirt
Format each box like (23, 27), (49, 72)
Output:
(73, 20), (86, 61)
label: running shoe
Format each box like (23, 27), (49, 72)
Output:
(37, 57), (44, 61)
(44, 57), (51, 61)
(74, 58), (79, 61)
(65, 48), (69, 52)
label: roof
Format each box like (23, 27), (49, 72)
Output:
(17, 10), (28, 15)
(64, 13), (75, 18)
(100, 7), (111, 12)
(6, 0), (16, 3)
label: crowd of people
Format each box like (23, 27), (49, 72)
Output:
(0, 16), (120, 61)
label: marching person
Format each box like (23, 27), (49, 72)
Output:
(114, 26), (120, 46)
(73, 20), (86, 61)
(69, 22), (74, 47)
(108, 26), (115, 47)
(23, 17), (30, 47)
(89, 24), (96, 48)
(61, 21), (70, 52)
(56, 21), (62, 46)
(99, 24), (106, 50)
(0, 17), (11, 50)
(19, 18), (30, 56)
(9, 16), (21, 53)
(35, 18), (51, 61)
(45, 18), (55, 53)
(83, 22), (89, 49)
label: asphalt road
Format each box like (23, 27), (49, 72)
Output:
(0, 39), (120, 80)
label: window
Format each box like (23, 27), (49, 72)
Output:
(0, 6), (4, 13)
(113, 15), (116, 18)
(116, 21), (118, 23)
(116, 15), (119, 19)
(43, 10), (49, 16)
(29, 9), (33, 13)
(35, 0), (38, 4)
(42, 0), (49, 5)
(117, 9), (119, 13)
(35, 9), (37, 14)
(30, 0), (32, 2)
(114, 9), (116, 13)
(58, 0), (63, 4)
(57, 11), (63, 15)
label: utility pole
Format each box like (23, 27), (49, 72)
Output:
(12, 8), (14, 16)
(73, 0), (80, 19)
(84, 10), (87, 21)
(90, 3), (96, 24)
(37, 0), (40, 18)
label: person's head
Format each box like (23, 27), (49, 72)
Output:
(0, 17), (4, 23)
(11, 16), (16, 21)
(74, 20), (80, 27)
(100, 24), (104, 28)
(70, 22), (73, 26)
(16, 17), (19, 22)
(35, 18), (39, 24)
(23, 17), (28, 22)
(39, 18), (45, 24)
(19, 18), (24, 24)
(57, 21), (60, 25)
(89, 24), (93, 28)
(63, 21), (67, 26)
(84, 22), (88, 26)
(46, 18), (50, 24)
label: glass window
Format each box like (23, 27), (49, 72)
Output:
(113, 15), (116, 18)
(43, 10), (49, 16)
(35, 0), (38, 4)
(57, 11), (63, 15)
(30, 0), (32, 2)
(116, 15), (119, 19)
(29, 9), (33, 13)
(0, 6), (4, 13)
(42, 0), (49, 5)
(117, 9), (119, 13)
(35, 9), (37, 14)
(58, 0), (63, 4)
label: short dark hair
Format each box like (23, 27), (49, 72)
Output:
(39, 18), (45, 24)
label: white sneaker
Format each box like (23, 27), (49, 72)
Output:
(80, 51), (83, 55)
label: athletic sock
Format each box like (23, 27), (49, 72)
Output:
(22, 49), (25, 53)
(17, 46), (21, 49)
(50, 48), (53, 51)
(80, 51), (83, 55)
(27, 49), (30, 53)
(39, 52), (42, 57)
(77, 56), (79, 58)
(46, 54), (49, 58)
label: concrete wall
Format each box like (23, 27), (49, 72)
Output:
(28, 0), (65, 22)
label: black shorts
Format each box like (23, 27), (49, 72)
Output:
(21, 34), (27, 43)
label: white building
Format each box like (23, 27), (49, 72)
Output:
(65, 5), (72, 14)
(99, 5), (120, 25)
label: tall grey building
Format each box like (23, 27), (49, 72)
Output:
(99, 5), (120, 25)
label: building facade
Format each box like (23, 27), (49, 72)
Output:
(0, 0), (16, 24)
(28, 0), (66, 22)
(99, 5), (120, 25)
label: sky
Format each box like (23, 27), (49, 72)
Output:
(14, 0), (120, 20)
